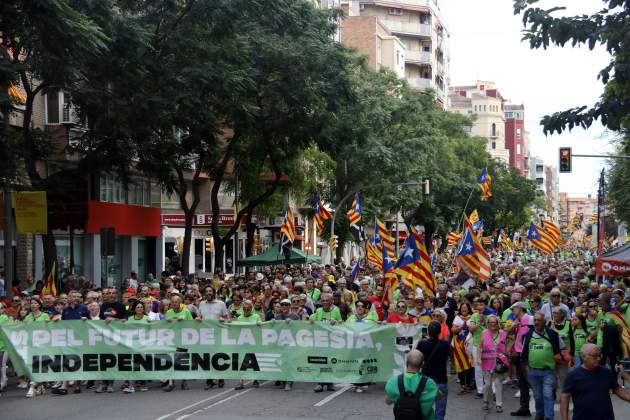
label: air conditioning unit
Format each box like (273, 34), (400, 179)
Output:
(388, 8), (403, 15)
(61, 103), (76, 124)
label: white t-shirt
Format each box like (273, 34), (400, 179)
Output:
(198, 299), (229, 320)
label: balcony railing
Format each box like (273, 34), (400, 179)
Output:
(405, 50), (431, 64)
(380, 19), (432, 37)
(407, 77), (432, 90)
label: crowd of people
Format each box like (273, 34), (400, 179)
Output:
(0, 246), (629, 420)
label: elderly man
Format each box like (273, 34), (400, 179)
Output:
(560, 343), (630, 420)
(541, 288), (570, 323)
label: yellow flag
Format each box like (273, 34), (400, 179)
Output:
(469, 209), (479, 225)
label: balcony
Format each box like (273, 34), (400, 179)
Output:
(405, 50), (431, 64)
(379, 19), (432, 37)
(407, 77), (432, 90)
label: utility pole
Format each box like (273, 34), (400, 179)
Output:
(3, 191), (14, 297)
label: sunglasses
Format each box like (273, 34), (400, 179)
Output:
(397, 305), (406, 309)
(281, 303), (290, 306)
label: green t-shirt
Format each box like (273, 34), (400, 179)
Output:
(24, 312), (49, 322)
(553, 321), (571, 350)
(127, 315), (149, 323)
(346, 314), (376, 323)
(573, 327), (589, 357)
(165, 307), (193, 321)
(229, 304), (244, 317)
(527, 333), (555, 370)
(310, 306), (342, 322)
(307, 288), (321, 303)
(0, 313), (10, 352)
(470, 313), (485, 346)
(252, 308), (264, 320)
(385, 372), (438, 420)
(236, 312), (261, 323)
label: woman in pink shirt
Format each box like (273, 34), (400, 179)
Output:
(477, 314), (508, 413)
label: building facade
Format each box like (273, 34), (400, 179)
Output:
(340, 15), (406, 78)
(544, 165), (560, 221)
(558, 193), (598, 228)
(448, 81), (510, 164)
(344, 0), (450, 107)
(504, 104), (527, 175)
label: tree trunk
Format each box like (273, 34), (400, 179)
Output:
(177, 168), (201, 276)
(181, 210), (194, 275)
(213, 238), (224, 274)
(245, 212), (256, 257)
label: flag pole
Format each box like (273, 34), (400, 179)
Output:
(446, 186), (475, 275)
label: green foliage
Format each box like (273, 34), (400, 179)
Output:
(607, 134), (630, 226)
(513, 0), (630, 133)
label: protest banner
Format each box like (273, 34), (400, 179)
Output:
(0, 320), (423, 382)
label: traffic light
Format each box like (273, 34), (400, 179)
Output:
(205, 238), (213, 253)
(559, 147), (572, 173)
(328, 235), (338, 250)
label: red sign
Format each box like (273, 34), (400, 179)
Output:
(596, 258), (630, 277)
(86, 201), (161, 237)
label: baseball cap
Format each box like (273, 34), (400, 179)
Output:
(280, 298), (291, 305)
(510, 302), (528, 310)
(255, 273), (264, 281)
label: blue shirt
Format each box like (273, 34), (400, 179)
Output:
(62, 304), (90, 320)
(562, 366), (618, 420)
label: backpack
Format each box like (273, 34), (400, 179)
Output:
(393, 374), (428, 420)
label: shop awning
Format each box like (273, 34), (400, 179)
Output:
(596, 242), (630, 276)
(237, 243), (322, 267)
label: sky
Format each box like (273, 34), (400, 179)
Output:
(439, 0), (615, 197)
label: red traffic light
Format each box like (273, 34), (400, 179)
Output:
(559, 147), (572, 173)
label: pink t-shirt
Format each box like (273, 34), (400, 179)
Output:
(514, 314), (533, 353)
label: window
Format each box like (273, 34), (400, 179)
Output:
(422, 42), (431, 52)
(45, 90), (60, 124)
(516, 144), (521, 155)
(483, 105), (487, 112)
(150, 182), (162, 207)
(474, 105), (477, 112)
(536, 164), (544, 173)
(491, 123), (496, 137)
(491, 141), (496, 149)
(420, 13), (430, 24)
(396, 50), (400, 65)
(536, 177), (544, 185)
(388, 8), (403, 15)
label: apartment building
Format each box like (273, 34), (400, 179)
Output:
(448, 81), (510, 164)
(343, 0), (450, 107)
(559, 193), (598, 228)
(505, 104), (527, 175)
(340, 15), (406, 77)
(544, 165), (560, 221)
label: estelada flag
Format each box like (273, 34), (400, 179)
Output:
(42, 260), (57, 297)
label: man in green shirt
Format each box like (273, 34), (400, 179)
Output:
(165, 294), (193, 321)
(234, 300), (260, 390)
(163, 294), (192, 392)
(312, 293), (341, 393)
(235, 300), (262, 323)
(385, 349), (439, 420)
(309, 293), (342, 324)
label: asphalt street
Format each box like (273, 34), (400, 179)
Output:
(0, 375), (627, 419)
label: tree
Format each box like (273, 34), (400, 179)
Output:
(513, 0), (630, 133)
(607, 134), (630, 226)
(202, 0), (356, 271)
(0, 0), (113, 276)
